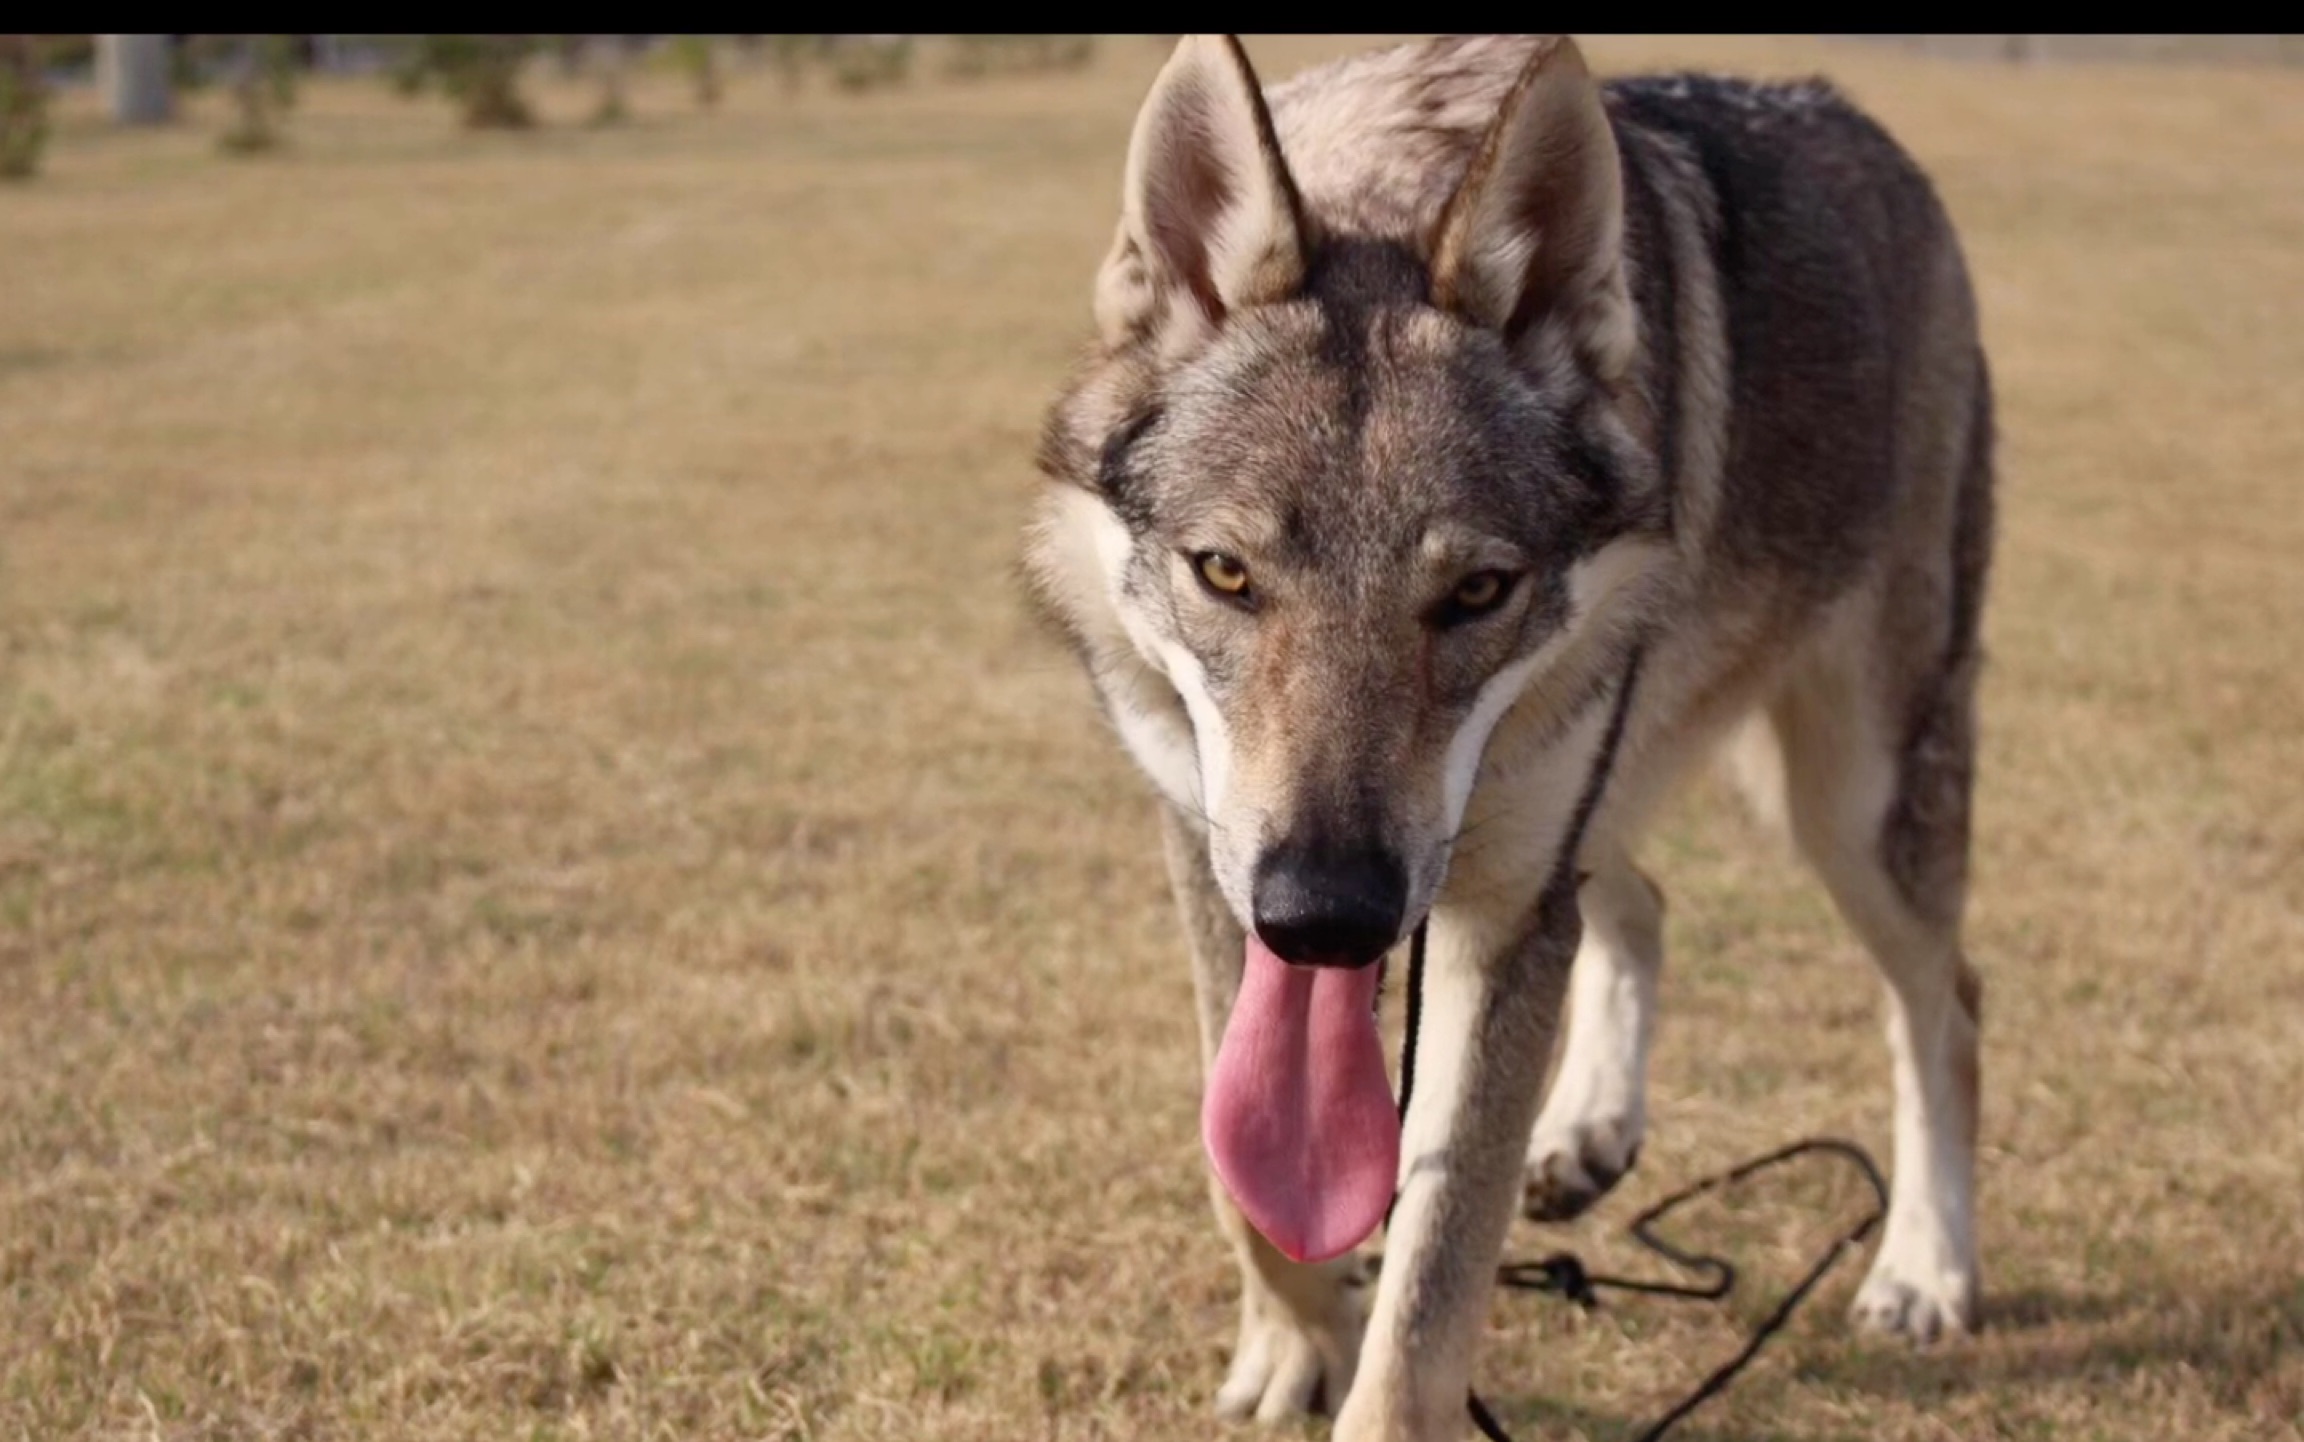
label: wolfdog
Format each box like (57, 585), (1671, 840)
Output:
(1025, 34), (1992, 1437)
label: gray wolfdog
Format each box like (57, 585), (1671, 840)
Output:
(1024, 34), (1991, 1437)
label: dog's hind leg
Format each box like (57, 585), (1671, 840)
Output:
(1161, 806), (1368, 1422)
(1522, 848), (1663, 1221)
(1780, 352), (1994, 1346)
(1767, 580), (1987, 1344)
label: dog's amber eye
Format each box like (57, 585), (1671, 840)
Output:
(1195, 552), (1252, 600)
(1450, 570), (1512, 616)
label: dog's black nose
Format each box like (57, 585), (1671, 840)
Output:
(1252, 843), (1407, 969)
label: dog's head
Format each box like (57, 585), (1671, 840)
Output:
(1028, 36), (1671, 963)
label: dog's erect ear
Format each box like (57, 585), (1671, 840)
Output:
(1095, 35), (1307, 353)
(1429, 37), (1633, 384)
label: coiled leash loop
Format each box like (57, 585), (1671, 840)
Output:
(1398, 923), (1891, 1442)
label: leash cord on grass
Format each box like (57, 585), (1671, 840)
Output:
(1400, 921), (1890, 1442)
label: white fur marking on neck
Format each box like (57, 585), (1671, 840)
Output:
(1441, 536), (1666, 833)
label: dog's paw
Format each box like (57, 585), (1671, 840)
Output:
(1214, 1295), (1364, 1424)
(1522, 1115), (1641, 1222)
(1851, 1260), (1977, 1346)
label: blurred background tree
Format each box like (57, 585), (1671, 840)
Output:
(0, 34), (1140, 179)
(168, 35), (302, 154)
(666, 35), (720, 109)
(392, 35), (536, 128)
(226, 36), (299, 153)
(546, 33), (585, 78)
(585, 35), (634, 126)
(826, 35), (912, 93)
(765, 35), (824, 94)
(0, 35), (48, 180)
(946, 35), (1094, 78)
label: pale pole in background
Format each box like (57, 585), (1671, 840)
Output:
(98, 34), (173, 124)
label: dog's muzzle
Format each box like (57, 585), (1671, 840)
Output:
(1250, 841), (1407, 970)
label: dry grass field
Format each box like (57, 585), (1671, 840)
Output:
(3, 35), (2300, 1442)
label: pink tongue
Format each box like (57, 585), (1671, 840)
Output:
(1202, 936), (1400, 1263)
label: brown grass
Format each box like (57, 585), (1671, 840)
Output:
(3, 36), (2301, 1442)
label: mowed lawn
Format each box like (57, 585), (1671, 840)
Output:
(3, 36), (2300, 1442)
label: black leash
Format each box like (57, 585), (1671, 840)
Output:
(1400, 923), (1890, 1442)
(1389, 654), (1891, 1441)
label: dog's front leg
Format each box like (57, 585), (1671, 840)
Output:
(1335, 880), (1581, 1442)
(1159, 805), (1370, 1423)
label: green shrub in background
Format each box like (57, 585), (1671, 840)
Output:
(827, 36), (912, 93)
(168, 35), (208, 92)
(666, 35), (720, 109)
(218, 35), (300, 154)
(945, 35), (1094, 78)
(38, 33), (94, 71)
(392, 35), (536, 129)
(764, 35), (826, 94)
(0, 35), (47, 180)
